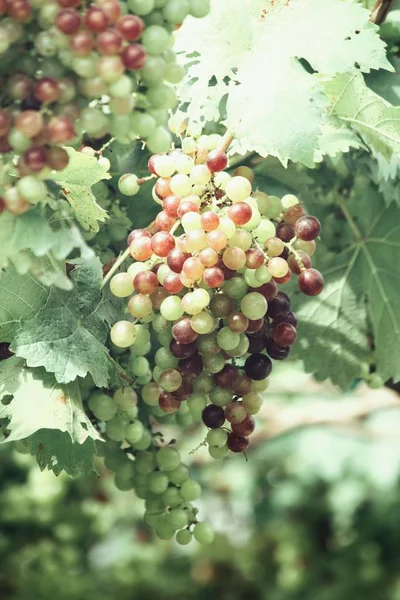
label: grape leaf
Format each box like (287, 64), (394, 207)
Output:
(51, 147), (110, 232)
(0, 209), (94, 289)
(0, 267), (49, 342)
(25, 431), (97, 477)
(367, 151), (400, 207)
(176, 0), (391, 165)
(11, 258), (113, 387)
(0, 356), (101, 444)
(293, 181), (400, 387)
(366, 57), (400, 106)
(325, 71), (400, 161)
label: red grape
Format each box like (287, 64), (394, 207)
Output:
(295, 216), (321, 241)
(298, 268), (324, 296)
(206, 150), (228, 172)
(117, 15), (145, 41)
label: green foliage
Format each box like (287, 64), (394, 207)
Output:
(10, 259), (114, 388)
(51, 148), (110, 232)
(26, 431), (98, 477)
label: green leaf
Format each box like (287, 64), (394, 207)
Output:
(325, 71), (400, 160)
(0, 208), (94, 289)
(0, 268), (49, 342)
(176, 0), (391, 165)
(11, 258), (113, 387)
(0, 356), (101, 444)
(25, 431), (97, 477)
(366, 57), (400, 106)
(293, 180), (400, 387)
(51, 147), (110, 232)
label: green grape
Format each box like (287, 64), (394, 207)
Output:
(223, 277), (248, 300)
(109, 115), (131, 138)
(165, 62), (185, 83)
(16, 176), (47, 204)
(136, 451), (156, 475)
(281, 194), (299, 209)
(207, 428), (228, 448)
(255, 265), (272, 283)
(216, 327), (240, 351)
(110, 272), (134, 298)
(187, 394), (207, 416)
(144, 9), (164, 25)
(148, 109), (167, 126)
(110, 320), (137, 348)
(130, 112), (157, 138)
(193, 371), (213, 394)
(191, 311), (215, 335)
(155, 347), (178, 369)
(180, 479), (201, 501)
(142, 25), (173, 55)
(35, 31), (57, 56)
(162, 486), (182, 507)
(209, 387), (233, 407)
(142, 382), (161, 406)
(130, 341), (152, 357)
(176, 529), (192, 545)
(131, 356), (150, 377)
(208, 444), (228, 459)
(160, 296), (184, 321)
(228, 333), (250, 357)
(176, 412), (194, 427)
(114, 458), (136, 480)
(253, 218), (276, 243)
(240, 292), (268, 320)
(115, 476), (134, 491)
(251, 378), (269, 392)
(124, 420), (145, 444)
(105, 416), (126, 442)
(152, 314), (171, 334)
(109, 75), (133, 98)
(243, 391), (263, 414)
(265, 195), (283, 219)
(163, 0), (189, 23)
(156, 446), (181, 471)
(168, 508), (188, 529)
(118, 173), (140, 196)
(132, 428), (153, 450)
(193, 522), (215, 544)
(147, 84), (176, 109)
(8, 128), (31, 152)
(141, 55), (167, 82)
(155, 517), (176, 540)
(202, 353), (225, 374)
(128, 0), (155, 14)
(80, 107), (108, 135)
(88, 392), (117, 421)
(144, 510), (163, 528)
(147, 126), (172, 153)
(189, 0), (210, 17)
(149, 471), (169, 495)
(131, 324), (151, 346)
(244, 269), (262, 288)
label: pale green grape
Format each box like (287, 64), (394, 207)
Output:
(80, 107), (108, 135)
(214, 171), (231, 190)
(281, 193), (299, 209)
(128, 294), (153, 319)
(207, 428), (228, 448)
(152, 314), (171, 334)
(209, 387), (233, 407)
(187, 394), (207, 416)
(170, 173), (192, 196)
(182, 211), (202, 231)
(110, 320), (137, 348)
(191, 311), (214, 334)
(176, 528), (192, 545)
(180, 479), (201, 501)
(110, 272), (134, 297)
(147, 126), (172, 153)
(193, 522), (215, 544)
(154, 154), (176, 177)
(265, 195), (283, 219)
(223, 277), (248, 300)
(105, 416), (126, 442)
(255, 265), (272, 283)
(168, 508), (188, 529)
(208, 444), (228, 459)
(118, 173), (140, 196)
(155, 347), (178, 369)
(109, 75), (133, 98)
(217, 327), (240, 351)
(133, 429), (153, 450)
(16, 176), (47, 204)
(113, 388), (138, 411)
(142, 382), (161, 406)
(155, 517), (176, 540)
(162, 486), (182, 506)
(115, 476), (134, 491)
(218, 217), (236, 239)
(149, 471), (169, 495)
(141, 55), (167, 83)
(136, 451), (156, 475)
(163, 0), (189, 23)
(9, 128), (31, 152)
(128, 0), (155, 14)
(88, 392), (117, 421)
(168, 463), (190, 485)
(251, 378), (269, 392)
(227, 333), (249, 357)
(142, 25), (173, 55)
(243, 391), (263, 414)
(202, 353), (225, 374)
(225, 176), (252, 202)
(253, 218), (276, 242)
(182, 137), (196, 154)
(240, 292), (268, 320)
(160, 296), (184, 321)
(147, 84), (176, 109)
(156, 447), (181, 471)
(242, 207), (261, 231)
(228, 229), (252, 251)
(127, 262), (149, 278)
(131, 356), (150, 377)
(193, 371), (213, 394)
(244, 269), (262, 288)
(189, 0), (211, 18)
(190, 164), (211, 185)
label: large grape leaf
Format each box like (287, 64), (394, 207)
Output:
(25, 431), (97, 477)
(175, 0), (391, 166)
(0, 209), (94, 289)
(0, 268), (49, 342)
(293, 181), (400, 388)
(0, 357), (101, 443)
(51, 148), (110, 232)
(325, 71), (400, 161)
(11, 258), (113, 387)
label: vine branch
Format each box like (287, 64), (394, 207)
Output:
(369, 0), (395, 24)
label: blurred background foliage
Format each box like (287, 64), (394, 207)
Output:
(2, 362), (400, 600)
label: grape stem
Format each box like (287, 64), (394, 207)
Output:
(217, 131), (234, 154)
(96, 137), (116, 156)
(284, 237), (306, 272)
(101, 246), (131, 290)
(138, 174), (156, 185)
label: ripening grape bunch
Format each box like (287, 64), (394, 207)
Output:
(0, 0), (209, 215)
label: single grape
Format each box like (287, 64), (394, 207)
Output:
(298, 268), (324, 296)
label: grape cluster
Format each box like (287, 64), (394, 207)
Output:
(108, 134), (324, 465)
(0, 0), (209, 214)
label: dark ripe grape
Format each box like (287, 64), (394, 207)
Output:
(245, 248), (264, 269)
(34, 78), (60, 104)
(210, 293), (234, 319)
(216, 257), (236, 281)
(9, 0), (32, 21)
(149, 286), (168, 309)
(21, 95), (42, 112)
(56, 8), (81, 34)
(203, 267), (224, 288)
(228, 202), (252, 225)
(151, 263), (163, 275)
(267, 292), (290, 319)
(298, 268), (324, 296)
(288, 251), (312, 275)
(155, 177), (172, 198)
(0, 110), (11, 137)
(232, 415), (255, 436)
(174, 376), (193, 400)
(85, 7), (109, 32)
(227, 432), (249, 453)
(159, 391), (180, 413)
(47, 116), (75, 143)
(23, 146), (47, 172)
(122, 44), (147, 69)
(273, 311), (298, 328)
(70, 30), (94, 55)
(247, 334), (266, 354)
(295, 216), (321, 241)
(58, 0), (81, 6)
(148, 154), (159, 175)
(265, 339), (290, 360)
(97, 29), (123, 55)
(155, 210), (175, 231)
(170, 339), (197, 359)
(0, 0), (6, 14)
(163, 195), (180, 218)
(272, 323), (297, 346)
(206, 150), (228, 172)
(252, 280), (278, 302)
(232, 373), (252, 395)
(273, 271), (292, 285)
(202, 404), (225, 428)
(167, 249), (191, 273)
(228, 312), (249, 334)
(201, 211), (219, 232)
(163, 272), (184, 294)
(246, 318), (264, 334)
(134, 270), (158, 295)
(179, 353), (203, 379)
(284, 203), (305, 225)
(0, 136), (12, 153)
(127, 228), (151, 245)
(276, 223), (295, 242)
(47, 146), (69, 171)
(172, 318), (198, 344)
(177, 200), (199, 217)
(214, 364), (239, 389)
(151, 231), (175, 257)
(279, 247), (289, 260)
(244, 353), (272, 380)
(117, 14), (145, 41)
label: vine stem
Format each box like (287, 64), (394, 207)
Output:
(218, 131), (234, 154)
(101, 246), (131, 290)
(337, 198), (363, 242)
(369, 0), (395, 24)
